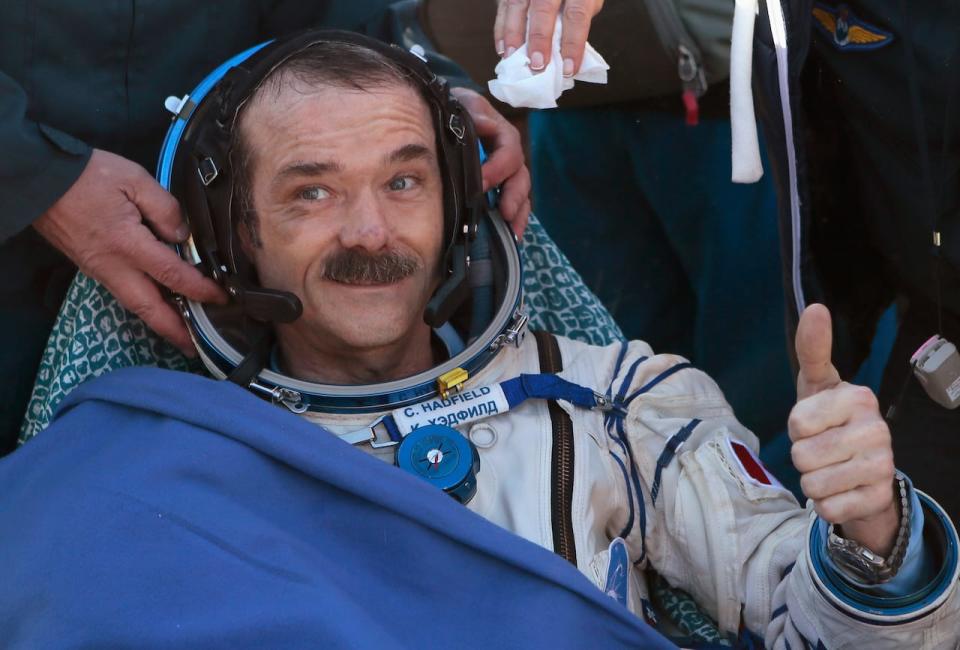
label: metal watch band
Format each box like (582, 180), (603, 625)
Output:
(826, 472), (911, 585)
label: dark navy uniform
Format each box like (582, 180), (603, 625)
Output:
(754, 0), (960, 520)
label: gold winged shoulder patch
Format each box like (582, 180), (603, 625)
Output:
(813, 3), (894, 51)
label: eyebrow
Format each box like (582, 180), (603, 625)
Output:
(385, 143), (434, 165)
(273, 160), (342, 186)
(272, 144), (434, 187)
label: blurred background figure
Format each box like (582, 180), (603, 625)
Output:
(423, 0), (797, 476)
(750, 0), (960, 520)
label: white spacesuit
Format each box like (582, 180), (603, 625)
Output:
(298, 329), (960, 648)
(165, 29), (960, 649)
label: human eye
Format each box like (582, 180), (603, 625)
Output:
(388, 175), (421, 192)
(299, 186), (330, 201)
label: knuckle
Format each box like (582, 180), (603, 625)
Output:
(127, 297), (157, 322)
(873, 449), (896, 481)
(502, 120), (521, 143)
(160, 191), (181, 217)
(123, 160), (152, 187)
(817, 501), (843, 524)
(852, 385), (879, 411)
(872, 419), (892, 444)
(528, 24), (553, 39)
(859, 418), (891, 447)
(77, 250), (109, 277)
(786, 408), (808, 438)
(872, 481), (895, 505)
(517, 168), (532, 192)
(799, 474), (821, 499)
(790, 443), (812, 473)
(153, 262), (185, 290)
(563, 4), (591, 23)
(108, 228), (140, 257)
(503, 25), (524, 39)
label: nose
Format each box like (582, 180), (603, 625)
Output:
(338, 189), (389, 252)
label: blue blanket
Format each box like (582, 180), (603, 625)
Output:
(0, 367), (672, 649)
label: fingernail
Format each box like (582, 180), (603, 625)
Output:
(563, 58), (575, 77)
(505, 46), (517, 58)
(530, 51), (545, 71)
(175, 224), (190, 241)
(497, 39), (505, 55)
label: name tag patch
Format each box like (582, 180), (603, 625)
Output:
(393, 385), (510, 434)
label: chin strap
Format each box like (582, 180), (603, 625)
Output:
(227, 320), (275, 387)
(424, 243), (470, 327)
(223, 276), (302, 323)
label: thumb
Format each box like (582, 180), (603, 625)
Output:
(796, 303), (841, 400)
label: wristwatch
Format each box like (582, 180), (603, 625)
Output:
(826, 471), (911, 585)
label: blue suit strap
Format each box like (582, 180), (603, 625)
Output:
(500, 374), (606, 411)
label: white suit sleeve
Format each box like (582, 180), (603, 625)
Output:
(603, 348), (960, 648)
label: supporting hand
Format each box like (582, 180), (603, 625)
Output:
(33, 149), (226, 356)
(453, 87), (531, 236)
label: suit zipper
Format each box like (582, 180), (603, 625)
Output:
(534, 331), (578, 566)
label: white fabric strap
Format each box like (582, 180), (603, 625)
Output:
(729, 0), (807, 315)
(730, 0), (763, 183)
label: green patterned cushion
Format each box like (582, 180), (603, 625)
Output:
(650, 573), (732, 646)
(20, 214), (623, 442)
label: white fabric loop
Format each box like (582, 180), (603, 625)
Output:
(730, 0), (763, 183)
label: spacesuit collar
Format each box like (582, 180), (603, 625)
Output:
(267, 324), (466, 376)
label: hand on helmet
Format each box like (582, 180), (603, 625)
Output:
(33, 149), (226, 356)
(452, 87), (530, 237)
(789, 304), (900, 556)
(494, 0), (604, 76)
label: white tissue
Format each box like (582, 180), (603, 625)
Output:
(487, 17), (609, 109)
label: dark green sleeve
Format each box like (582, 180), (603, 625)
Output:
(0, 70), (92, 244)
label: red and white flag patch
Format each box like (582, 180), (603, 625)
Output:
(725, 437), (783, 489)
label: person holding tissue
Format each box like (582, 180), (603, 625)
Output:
(489, 0), (796, 444)
(494, 0), (604, 78)
(741, 0), (960, 523)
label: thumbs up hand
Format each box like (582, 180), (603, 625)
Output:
(789, 304), (900, 556)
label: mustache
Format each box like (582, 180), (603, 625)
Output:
(320, 249), (421, 285)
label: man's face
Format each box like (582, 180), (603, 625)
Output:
(239, 81), (445, 356)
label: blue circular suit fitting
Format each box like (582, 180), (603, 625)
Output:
(396, 425), (480, 504)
